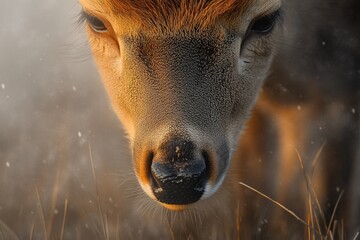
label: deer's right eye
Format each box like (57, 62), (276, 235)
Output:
(81, 11), (108, 33)
(88, 15), (107, 33)
(251, 9), (282, 34)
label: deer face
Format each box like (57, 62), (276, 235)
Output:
(80, 0), (282, 210)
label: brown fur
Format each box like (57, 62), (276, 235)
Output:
(79, 0), (359, 237)
(94, 0), (252, 30)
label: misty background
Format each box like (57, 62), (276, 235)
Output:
(0, 0), (359, 239)
(0, 0), (134, 238)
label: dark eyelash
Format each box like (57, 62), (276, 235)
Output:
(77, 10), (92, 25)
(78, 10), (90, 26)
(269, 8), (284, 25)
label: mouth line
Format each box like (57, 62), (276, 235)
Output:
(160, 203), (189, 211)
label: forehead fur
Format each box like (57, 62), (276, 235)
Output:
(96, 0), (253, 31)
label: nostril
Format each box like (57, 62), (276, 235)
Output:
(146, 151), (158, 185)
(192, 151), (211, 191)
(194, 172), (207, 192)
(202, 150), (212, 180)
(150, 166), (163, 191)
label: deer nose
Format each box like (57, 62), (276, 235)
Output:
(149, 139), (208, 205)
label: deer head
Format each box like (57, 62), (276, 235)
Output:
(79, 0), (282, 210)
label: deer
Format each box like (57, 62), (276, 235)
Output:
(78, 0), (359, 238)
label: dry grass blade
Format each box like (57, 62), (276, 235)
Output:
(353, 231), (359, 240)
(239, 182), (321, 237)
(116, 214), (120, 240)
(29, 219), (35, 240)
(307, 214), (311, 240)
(88, 143), (108, 240)
(236, 200), (240, 240)
(331, 220), (338, 239)
(60, 198), (68, 240)
(311, 141), (326, 176)
(296, 149), (327, 234)
(308, 196), (316, 240)
(0, 230), (5, 240)
(0, 220), (19, 240)
(340, 220), (344, 240)
(35, 186), (48, 240)
(324, 190), (344, 240)
(313, 209), (323, 239)
(105, 215), (109, 240)
(166, 218), (176, 240)
(47, 155), (64, 237)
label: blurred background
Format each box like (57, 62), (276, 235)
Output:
(0, 0), (134, 238)
(0, 0), (359, 239)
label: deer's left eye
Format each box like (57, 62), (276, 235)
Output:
(251, 9), (282, 34)
(82, 12), (107, 33)
(89, 15), (107, 32)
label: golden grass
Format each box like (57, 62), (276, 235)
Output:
(239, 146), (357, 240)
(0, 143), (358, 239)
(60, 198), (68, 240)
(88, 143), (109, 240)
(35, 186), (48, 240)
(239, 182), (315, 231)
